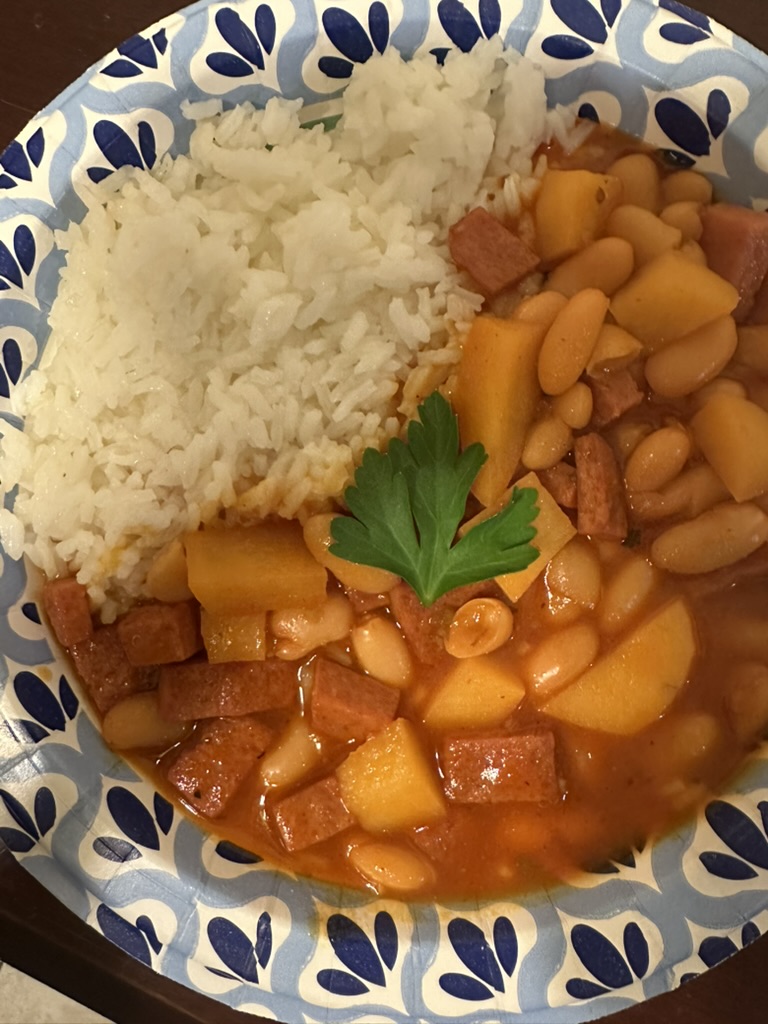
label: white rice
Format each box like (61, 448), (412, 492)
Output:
(0, 40), (571, 621)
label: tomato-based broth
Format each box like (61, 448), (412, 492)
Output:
(39, 123), (768, 901)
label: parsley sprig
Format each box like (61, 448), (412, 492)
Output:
(329, 391), (539, 606)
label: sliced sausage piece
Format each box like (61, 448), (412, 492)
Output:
(116, 600), (202, 666)
(389, 581), (498, 666)
(589, 368), (644, 427)
(441, 730), (561, 803)
(71, 626), (157, 714)
(700, 203), (768, 322)
(42, 577), (93, 647)
(158, 659), (297, 721)
(310, 657), (399, 743)
(167, 715), (273, 818)
(574, 433), (629, 540)
(539, 462), (578, 509)
(448, 207), (540, 297)
(272, 775), (354, 852)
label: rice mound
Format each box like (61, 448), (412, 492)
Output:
(0, 41), (569, 621)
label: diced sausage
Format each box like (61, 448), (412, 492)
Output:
(441, 730), (561, 803)
(309, 657), (399, 742)
(748, 272), (768, 325)
(574, 433), (628, 540)
(42, 577), (93, 647)
(167, 715), (273, 818)
(700, 203), (768, 322)
(272, 775), (354, 852)
(539, 462), (578, 509)
(158, 658), (297, 721)
(589, 369), (644, 427)
(448, 207), (540, 297)
(71, 626), (157, 714)
(389, 581), (497, 665)
(116, 600), (202, 666)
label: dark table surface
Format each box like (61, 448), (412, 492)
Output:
(1, 2), (768, 1022)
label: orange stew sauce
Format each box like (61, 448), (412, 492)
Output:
(47, 123), (768, 901)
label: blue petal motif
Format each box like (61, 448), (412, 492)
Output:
(493, 917), (518, 977)
(33, 787), (55, 837)
(22, 602), (41, 624)
(317, 969), (369, 996)
(706, 88), (730, 140)
(206, 52), (254, 77)
(13, 226), (35, 277)
(439, 973), (493, 1000)
(137, 122), (156, 170)
(93, 121), (144, 171)
(255, 912), (272, 969)
(215, 8), (264, 68)
(706, 801), (768, 869)
(0, 826), (35, 853)
(26, 128), (44, 168)
(655, 98), (711, 157)
(742, 921), (761, 946)
(552, 0), (608, 43)
(327, 914), (385, 987)
(14, 671), (66, 732)
(601, 0), (621, 27)
(0, 367), (9, 400)
(447, 919), (504, 993)
(3, 337), (22, 385)
(374, 911), (398, 971)
(208, 917), (259, 983)
(107, 787), (161, 851)
(0, 141), (32, 182)
(153, 793), (173, 835)
(479, 0), (502, 38)
(59, 676), (79, 720)
(0, 175), (16, 190)
(437, 0), (482, 52)
(152, 29), (168, 55)
(699, 936), (738, 968)
(9, 719), (49, 743)
(102, 59), (143, 78)
(430, 47), (451, 65)
(566, 978), (612, 999)
(368, 1), (390, 54)
(255, 4), (277, 54)
(542, 34), (594, 58)
(96, 905), (153, 967)
(623, 922), (649, 978)
(659, 0), (710, 30)
(660, 148), (696, 168)
(93, 836), (142, 862)
(215, 839), (262, 864)
(571, 924), (633, 989)
(323, 8), (374, 63)
(659, 23), (709, 44)
(699, 851), (759, 880)
(0, 241), (23, 288)
(136, 915), (163, 955)
(87, 167), (113, 185)
(318, 56), (354, 79)
(117, 34), (158, 69)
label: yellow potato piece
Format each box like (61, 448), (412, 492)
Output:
(461, 472), (576, 603)
(541, 598), (697, 735)
(423, 655), (525, 730)
(201, 609), (267, 662)
(454, 315), (545, 506)
(336, 719), (446, 832)
(534, 169), (623, 264)
(185, 522), (327, 613)
(610, 249), (739, 351)
(691, 393), (768, 501)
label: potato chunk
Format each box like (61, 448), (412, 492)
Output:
(423, 655), (525, 730)
(691, 393), (768, 501)
(541, 598), (697, 735)
(201, 609), (267, 662)
(534, 169), (623, 264)
(454, 316), (544, 506)
(336, 718), (446, 832)
(185, 522), (327, 613)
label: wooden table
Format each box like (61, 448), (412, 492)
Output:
(0, 2), (767, 1022)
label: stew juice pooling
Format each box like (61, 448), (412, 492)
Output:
(42, 125), (768, 900)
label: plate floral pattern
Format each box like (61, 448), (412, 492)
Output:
(1, 1), (768, 1020)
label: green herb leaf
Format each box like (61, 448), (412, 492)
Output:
(329, 391), (539, 606)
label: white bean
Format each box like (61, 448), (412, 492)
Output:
(260, 717), (321, 789)
(552, 382), (593, 430)
(598, 553), (658, 634)
(445, 598), (514, 658)
(271, 594), (354, 659)
(102, 692), (190, 751)
(349, 842), (435, 894)
(351, 615), (413, 688)
(624, 425), (691, 493)
(521, 416), (573, 471)
(546, 538), (602, 610)
(524, 621), (600, 698)
(644, 316), (737, 398)
(651, 502), (768, 574)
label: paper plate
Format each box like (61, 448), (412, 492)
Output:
(1, 1), (767, 1020)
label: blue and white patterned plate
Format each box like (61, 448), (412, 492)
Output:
(2, 1), (768, 1020)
